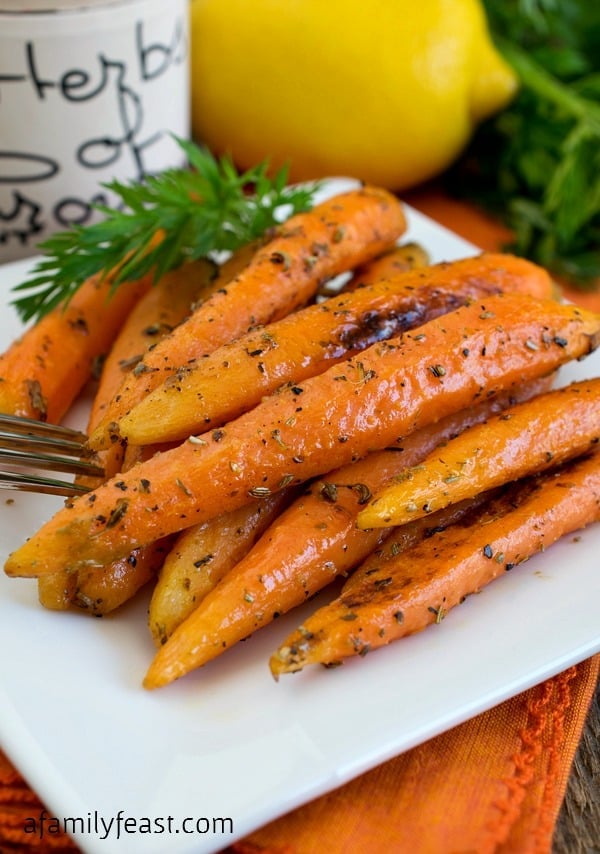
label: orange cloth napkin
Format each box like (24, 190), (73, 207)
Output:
(1, 659), (598, 854)
(1, 191), (599, 854)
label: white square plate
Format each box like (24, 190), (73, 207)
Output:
(1, 181), (599, 853)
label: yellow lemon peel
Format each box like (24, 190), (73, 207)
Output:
(190, 0), (517, 190)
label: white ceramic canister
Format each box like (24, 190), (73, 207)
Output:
(0, 0), (189, 262)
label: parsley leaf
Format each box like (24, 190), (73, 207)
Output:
(448, 0), (600, 288)
(12, 138), (319, 323)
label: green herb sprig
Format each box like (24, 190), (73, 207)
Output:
(450, 0), (600, 288)
(12, 138), (318, 323)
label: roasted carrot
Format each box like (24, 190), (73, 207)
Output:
(357, 378), (600, 529)
(269, 451), (600, 675)
(5, 293), (599, 578)
(118, 252), (555, 445)
(36, 572), (78, 612)
(81, 258), (221, 488)
(88, 187), (407, 451)
(149, 489), (294, 646)
(140, 380), (551, 687)
(0, 270), (152, 423)
(72, 539), (172, 616)
(346, 245), (553, 299)
(144, 492), (502, 689)
(349, 242), (431, 286)
(36, 263), (217, 613)
(38, 547), (168, 615)
(324, 241), (430, 296)
(67, 437), (185, 614)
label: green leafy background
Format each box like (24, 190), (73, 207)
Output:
(450, 0), (600, 287)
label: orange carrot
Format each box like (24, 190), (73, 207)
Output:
(141, 381), (552, 688)
(37, 262), (217, 612)
(80, 258), (220, 488)
(346, 245), (553, 299)
(4, 293), (599, 578)
(323, 241), (429, 296)
(36, 572), (77, 612)
(349, 242), (431, 286)
(88, 186), (407, 450)
(357, 378), (600, 529)
(149, 489), (294, 645)
(118, 252), (555, 445)
(90, 263), (217, 438)
(72, 539), (172, 616)
(89, 243), (260, 432)
(0, 271), (151, 423)
(148, 378), (552, 646)
(145, 493), (497, 689)
(269, 451), (600, 675)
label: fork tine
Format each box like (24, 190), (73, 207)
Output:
(0, 413), (88, 444)
(0, 447), (104, 477)
(0, 413), (104, 496)
(0, 471), (91, 497)
(0, 429), (96, 458)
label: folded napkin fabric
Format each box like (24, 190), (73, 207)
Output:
(233, 657), (599, 854)
(1, 656), (597, 854)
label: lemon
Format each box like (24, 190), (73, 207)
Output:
(190, 0), (516, 191)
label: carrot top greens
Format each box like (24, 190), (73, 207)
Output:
(454, 0), (600, 287)
(11, 138), (319, 324)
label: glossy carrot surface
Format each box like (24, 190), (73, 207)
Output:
(149, 490), (293, 645)
(5, 293), (598, 580)
(36, 264), (214, 613)
(119, 252), (555, 445)
(344, 242), (431, 290)
(0, 272), (150, 423)
(357, 378), (600, 529)
(271, 451), (600, 675)
(89, 186), (407, 450)
(141, 378), (553, 686)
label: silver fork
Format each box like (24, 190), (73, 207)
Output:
(0, 413), (104, 496)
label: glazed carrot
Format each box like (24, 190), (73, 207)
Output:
(119, 252), (555, 445)
(91, 262), (217, 448)
(357, 378), (600, 529)
(144, 492), (501, 688)
(88, 186), (407, 451)
(325, 241), (430, 295)
(36, 263), (217, 612)
(5, 293), (599, 578)
(350, 242), (431, 285)
(38, 526), (172, 612)
(269, 451), (600, 675)
(72, 539), (172, 616)
(81, 258), (221, 488)
(346, 246), (553, 299)
(63, 452), (174, 614)
(68, 433), (188, 613)
(90, 260), (218, 423)
(148, 376), (552, 646)
(141, 383), (553, 688)
(0, 270), (151, 423)
(37, 572), (78, 612)
(149, 489), (294, 646)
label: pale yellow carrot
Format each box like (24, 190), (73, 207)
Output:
(149, 489), (293, 646)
